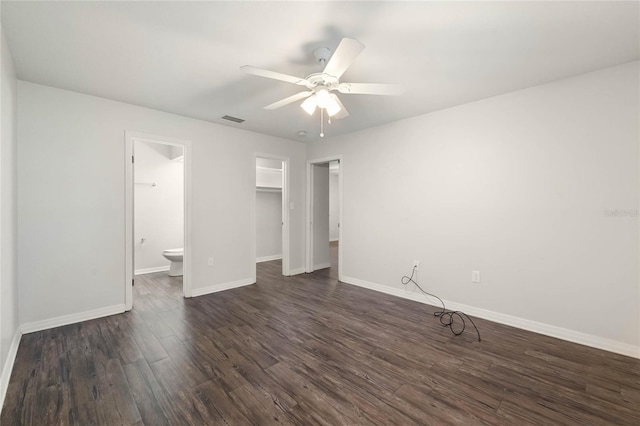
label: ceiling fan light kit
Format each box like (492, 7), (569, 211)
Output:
(300, 89), (342, 117)
(325, 94), (342, 117)
(300, 95), (317, 115)
(241, 37), (404, 138)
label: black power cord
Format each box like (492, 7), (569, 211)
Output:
(401, 266), (481, 342)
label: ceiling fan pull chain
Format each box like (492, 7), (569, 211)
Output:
(320, 108), (325, 138)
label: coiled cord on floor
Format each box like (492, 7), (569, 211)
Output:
(401, 266), (481, 342)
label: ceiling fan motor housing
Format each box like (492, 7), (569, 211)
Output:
(305, 73), (339, 92)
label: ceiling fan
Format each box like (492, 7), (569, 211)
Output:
(241, 38), (404, 136)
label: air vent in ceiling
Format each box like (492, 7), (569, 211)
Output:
(221, 115), (245, 123)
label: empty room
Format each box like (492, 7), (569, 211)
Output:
(0, 1), (638, 424)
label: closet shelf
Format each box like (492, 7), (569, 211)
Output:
(256, 186), (282, 193)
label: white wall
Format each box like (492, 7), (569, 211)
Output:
(307, 62), (640, 355)
(330, 169), (339, 242)
(312, 164), (330, 269)
(17, 81), (307, 325)
(0, 25), (19, 397)
(134, 141), (184, 273)
(256, 191), (282, 261)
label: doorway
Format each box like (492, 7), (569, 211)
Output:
(125, 132), (192, 310)
(254, 154), (290, 279)
(306, 156), (342, 280)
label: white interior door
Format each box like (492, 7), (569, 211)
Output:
(312, 163), (330, 270)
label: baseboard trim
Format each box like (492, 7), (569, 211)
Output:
(256, 254), (282, 263)
(0, 328), (22, 412)
(134, 266), (169, 275)
(191, 278), (255, 297)
(288, 267), (306, 276)
(340, 275), (640, 359)
(20, 304), (126, 334)
(313, 262), (331, 271)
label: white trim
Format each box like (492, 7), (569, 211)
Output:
(306, 162), (313, 273)
(134, 266), (170, 275)
(257, 254), (282, 263)
(340, 275), (640, 359)
(313, 262), (331, 270)
(253, 153), (290, 278)
(288, 267), (306, 276)
(191, 278), (255, 297)
(0, 329), (22, 411)
(125, 137), (134, 309)
(20, 304), (126, 334)
(330, 238), (339, 242)
(125, 131), (193, 311)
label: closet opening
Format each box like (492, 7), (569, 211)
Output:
(255, 155), (290, 278)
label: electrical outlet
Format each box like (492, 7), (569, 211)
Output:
(207, 257), (214, 267)
(412, 260), (420, 271)
(472, 271), (481, 283)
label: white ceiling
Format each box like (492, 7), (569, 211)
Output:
(2, 1), (638, 142)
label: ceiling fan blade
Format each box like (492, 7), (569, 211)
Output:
(241, 65), (308, 86)
(338, 82), (405, 96)
(332, 95), (350, 119)
(322, 38), (365, 78)
(264, 91), (313, 110)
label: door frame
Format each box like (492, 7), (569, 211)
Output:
(125, 131), (193, 311)
(253, 153), (290, 279)
(306, 155), (343, 280)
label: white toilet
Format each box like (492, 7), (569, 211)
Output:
(162, 248), (184, 277)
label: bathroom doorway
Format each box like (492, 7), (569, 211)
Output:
(306, 156), (342, 280)
(125, 132), (192, 310)
(254, 154), (290, 278)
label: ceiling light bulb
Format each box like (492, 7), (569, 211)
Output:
(325, 94), (342, 117)
(300, 96), (317, 115)
(315, 89), (331, 108)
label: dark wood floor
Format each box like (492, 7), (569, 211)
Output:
(2, 243), (639, 425)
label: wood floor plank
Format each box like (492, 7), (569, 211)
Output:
(222, 347), (299, 411)
(100, 358), (142, 425)
(121, 359), (164, 406)
(127, 321), (169, 364)
(157, 335), (209, 389)
(2, 243), (639, 425)
(187, 334), (253, 392)
(264, 362), (358, 425)
(131, 396), (169, 426)
(98, 318), (145, 366)
(147, 357), (190, 397)
(34, 383), (69, 426)
(193, 380), (252, 424)
(228, 384), (295, 426)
